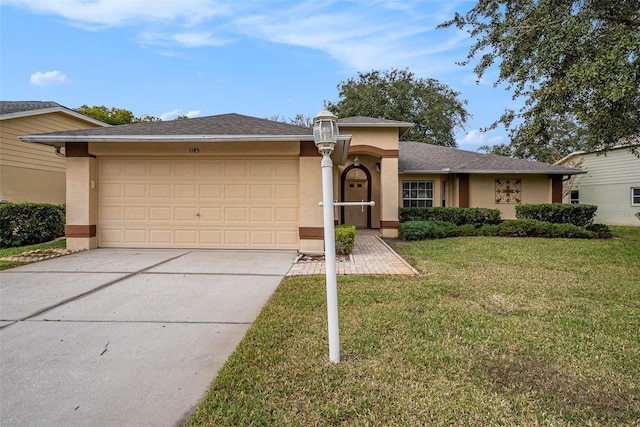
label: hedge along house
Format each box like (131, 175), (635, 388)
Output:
(0, 101), (108, 204)
(21, 112), (583, 253)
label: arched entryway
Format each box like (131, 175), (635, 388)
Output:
(340, 165), (372, 228)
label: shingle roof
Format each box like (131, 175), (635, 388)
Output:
(0, 101), (66, 115)
(399, 141), (583, 175)
(27, 113), (313, 138)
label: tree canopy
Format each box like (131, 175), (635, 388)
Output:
(440, 0), (640, 158)
(328, 69), (469, 147)
(75, 105), (160, 125)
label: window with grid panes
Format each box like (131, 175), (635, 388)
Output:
(632, 188), (640, 206)
(402, 181), (434, 207)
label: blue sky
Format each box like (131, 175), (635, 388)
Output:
(1, 0), (517, 151)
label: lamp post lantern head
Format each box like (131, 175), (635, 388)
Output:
(313, 105), (339, 156)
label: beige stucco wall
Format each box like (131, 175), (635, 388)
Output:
(0, 112), (102, 204)
(469, 174), (551, 219)
(340, 127), (400, 151)
(66, 157), (98, 250)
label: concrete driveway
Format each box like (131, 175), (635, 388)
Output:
(0, 249), (296, 426)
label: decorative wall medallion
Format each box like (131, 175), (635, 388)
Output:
(495, 178), (522, 204)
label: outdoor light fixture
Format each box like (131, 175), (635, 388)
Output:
(313, 104), (340, 363)
(353, 156), (360, 167)
(313, 105), (339, 154)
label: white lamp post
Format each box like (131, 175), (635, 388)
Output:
(313, 105), (340, 363)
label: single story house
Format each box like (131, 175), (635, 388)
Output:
(0, 101), (108, 204)
(20, 112), (582, 253)
(556, 143), (640, 226)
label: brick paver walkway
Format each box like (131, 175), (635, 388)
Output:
(287, 229), (417, 276)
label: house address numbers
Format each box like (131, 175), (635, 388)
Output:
(189, 147), (200, 153)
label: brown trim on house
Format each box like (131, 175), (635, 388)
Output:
(458, 173), (470, 208)
(65, 224), (96, 238)
(380, 220), (399, 229)
(550, 175), (563, 203)
(65, 142), (95, 158)
(348, 145), (398, 158)
(299, 141), (321, 157)
(299, 227), (324, 239)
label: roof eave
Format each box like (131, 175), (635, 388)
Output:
(399, 169), (585, 175)
(1, 107), (110, 127)
(21, 134), (319, 146)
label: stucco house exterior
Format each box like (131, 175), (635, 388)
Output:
(20, 112), (582, 253)
(556, 143), (640, 226)
(0, 101), (108, 204)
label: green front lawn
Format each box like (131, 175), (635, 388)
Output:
(0, 239), (67, 271)
(189, 227), (640, 426)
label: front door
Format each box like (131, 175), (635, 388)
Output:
(344, 168), (368, 228)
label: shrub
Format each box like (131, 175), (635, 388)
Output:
(399, 207), (501, 226)
(476, 224), (499, 236)
(399, 221), (459, 240)
(515, 203), (597, 227)
(496, 219), (552, 237)
(335, 224), (356, 254)
(636, 212), (640, 221)
(585, 223), (613, 239)
(457, 224), (477, 236)
(495, 220), (596, 239)
(0, 203), (65, 248)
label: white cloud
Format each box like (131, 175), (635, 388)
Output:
(457, 129), (506, 149)
(7, 0), (473, 74)
(160, 109), (181, 120)
(4, 0), (230, 28)
(160, 109), (200, 120)
(30, 70), (71, 86)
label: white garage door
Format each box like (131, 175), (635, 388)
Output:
(97, 158), (299, 249)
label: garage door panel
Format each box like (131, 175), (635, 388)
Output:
(100, 183), (122, 199)
(124, 183), (146, 199)
(149, 229), (172, 244)
(175, 230), (197, 244)
(149, 184), (172, 199)
(174, 161), (197, 176)
(124, 206), (147, 221)
(250, 184), (273, 199)
(224, 207), (247, 222)
(175, 184), (197, 199)
(276, 184), (298, 199)
(225, 230), (248, 245)
(98, 158), (299, 249)
(149, 207), (172, 222)
(124, 229), (147, 244)
(175, 207), (197, 222)
(199, 184), (222, 199)
(224, 161), (247, 177)
(123, 160), (147, 176)
(224, 184), (247, 198)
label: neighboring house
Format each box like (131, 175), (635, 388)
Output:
(0, 101), (108, 204)
(556, 143), (640, 226)
(21, 113), (582, 253)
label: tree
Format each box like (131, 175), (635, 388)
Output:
(327, 68), (469, 147)
(268, 113), (313, 127)
(75, 105), (160, 125)
(440, 0), (640, 156)
(477, 143), (514, 157)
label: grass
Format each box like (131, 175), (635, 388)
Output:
(189, 227), (640, 426)
(0, 239), (67, 270)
